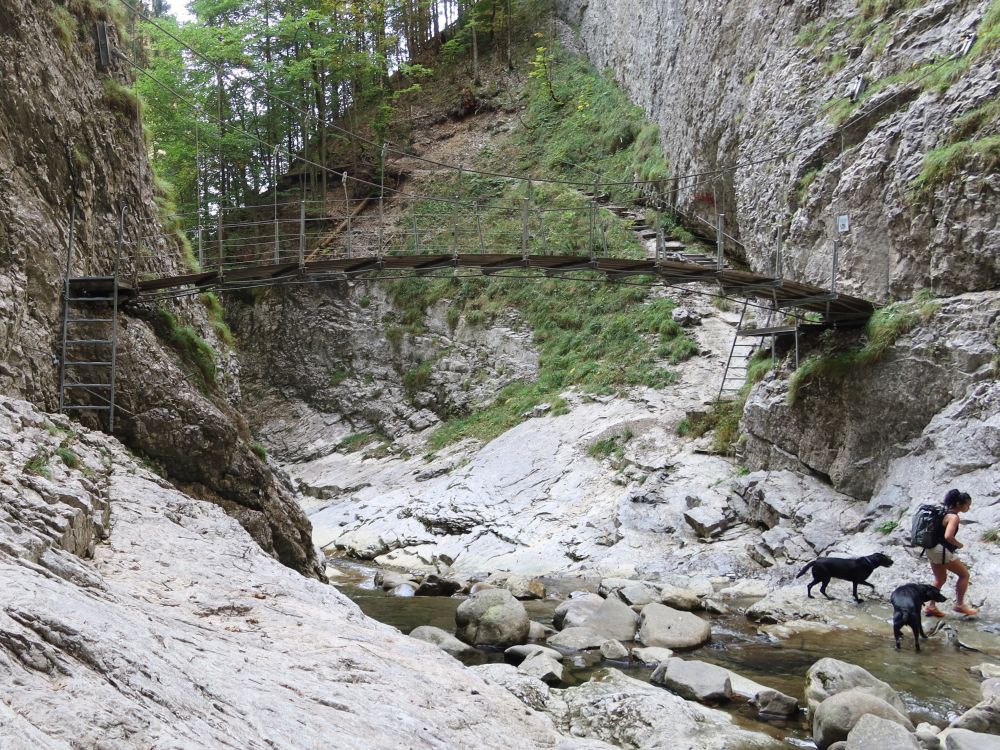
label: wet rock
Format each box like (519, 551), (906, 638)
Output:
(915, 723), (942, 750)
(845, 713), (920, 750)
(813, 689), (914, 750)
(503, 575), (545, 600)
(760, 619), (836, 640)
(981, 679), (1000, 702)
(941, 728), (1000, 749)
(553, 669), (781, 749)
(505, 644), (564, 665)
(409, 626), (476, 656)
(650, 657), (733, 703)
(600, 640), (629, 661)
(616, 582), (660, 606)
(455, 589), (529, 647)
(518, 653), (563, 685)
(553, 593), (604, 630)
(702, 598), (731, 615)
(972, 663), (1000, 680)
(374, 570), (416, 591)
(718, 580), (770, 599)
(469, 581), (496, 594)
(528, 620), (555, 640)
(952, 693), (1000, 734)
(658, 584), (701, 611)
(806, 658), (906, 715)
(391, 583), (416, 597)
(547, 627), (606, 651)
(414, 574), (463, 597)
(631, 646), (674, 665)
(637, 603), (711, 649)
(581, 596), (639, 641)
(754, 688), (800, 719)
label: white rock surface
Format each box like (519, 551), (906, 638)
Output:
(0, 398), (571, 749)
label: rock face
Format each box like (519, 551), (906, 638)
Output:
(455, 589), (530, 647)
(741, 294), (999, 500)
(0, 397), (568, 748)
(0, 0), (321, 577)
(554, 1), (999, 301)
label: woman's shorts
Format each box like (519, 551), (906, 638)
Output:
(926, 545), (956, 565)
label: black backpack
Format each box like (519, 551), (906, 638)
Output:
(911, 504), (946, 549)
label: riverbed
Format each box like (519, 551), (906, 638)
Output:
(328, 560), (1000, 746)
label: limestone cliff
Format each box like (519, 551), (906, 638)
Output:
(556, 0), (999, 302)
(0, 0), (320, 576)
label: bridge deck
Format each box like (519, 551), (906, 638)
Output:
(86, 253), (874, 324)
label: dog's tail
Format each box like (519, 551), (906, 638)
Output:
(795, 561), (815, 579)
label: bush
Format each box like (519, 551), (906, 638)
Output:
(155, 308), (218, 391)
(102, 79), (140, 120)
(249, 442), (267, 461)
(56, 446), (81, 469)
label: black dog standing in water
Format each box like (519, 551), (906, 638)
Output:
(892, 583), (947, 651)
(796, 553), (894, 602)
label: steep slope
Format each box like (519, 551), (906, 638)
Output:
(0, 0), (320, 575)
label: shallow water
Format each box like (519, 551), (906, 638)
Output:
(331, 561), (999, 746)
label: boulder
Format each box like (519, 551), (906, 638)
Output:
(659, 583), (702, 611)
(845, 713), (920, 750)
(702, 598), (731, 615)
(600, 640), (629, 660)
(972, 663), (1000, 680)
(760, 619), (836, 640)
(391, 583), (416, 597)
(504, 644), (563, 666)
(637, 603), (711, 649)
(806, 658), (907, 715)
(374, 570), (416, 591)
(651, 658), (733, 703)
(754, 689), (800, 719)
(915, 723), (942, 750)
(813, 689), (914, 750)
(553, 593), (604, 630)
(631, 646), (674, 666)
(982, 679), (1000, 702)
(943, 728), (1000, 749)
(547, 626), (606, 651)
(528, 620), (554, 640)
(455, 589), (529, 647)
(415, 574), (462, 597)
(518, 653), (563, 685)
(952, 694), (1000, 734)
(582, 596), (639, 641)
(671, 306), (700, 326)
(683, 506), (729, 538)
(617, 582), (659, 606)
(409, 625), (476, 657)
(504, 575), (546, 600)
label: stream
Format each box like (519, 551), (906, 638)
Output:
(329, 560), (999, 747)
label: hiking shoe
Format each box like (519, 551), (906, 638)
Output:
(954, 605), (979, 617)
(924, 607), (945, 617)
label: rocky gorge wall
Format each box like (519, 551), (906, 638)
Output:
(555, 0), (999, 302)
(0, 0), (320, 576)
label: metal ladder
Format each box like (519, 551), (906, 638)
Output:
(716, 299), (758, 402)
(58, 204), (122, 431)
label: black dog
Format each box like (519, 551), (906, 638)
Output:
(891, 583), (947, 651)
(796, 553), (894, 602)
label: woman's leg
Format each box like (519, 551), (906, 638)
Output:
(926, 560), (948, 613)
(945, 559), (975, 612)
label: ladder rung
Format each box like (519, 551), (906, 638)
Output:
(70, 276), (115, 281)
(65, 340), (112, 345)
(62, 405), (111, 411)
(64, 361), (113, 366)
(68, 296), (115, 301)
(67, 318), (113, 323)
(63, 384), (112, 389)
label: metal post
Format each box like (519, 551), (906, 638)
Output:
(378, 143), (387, 260)
(412, 214), (421, 253)
(273, 145), (280, 263)
(110, 203), (128, 433)
(716, 213), (725, 270)
(58, 202), (76, 413)
(775, 225), (783, 278)
(474, 203), (484, 253)
(656, 226), (663, 263)
(377, 197), (384, 260)
(831, 238), (839, 294)
(601, 223), (609, 256)
(539, 210), (547, 255)
(195, 122), (203, 270)
(589, 201), (596, 261)
(453, 165), (463, 261)
(298, 196), (305, 268)
(216, 66), (225, 271)
(521, 179), (532, 260)
(342, 171), (351, 259)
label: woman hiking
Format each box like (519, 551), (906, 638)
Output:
(925, 489), (978, 618)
